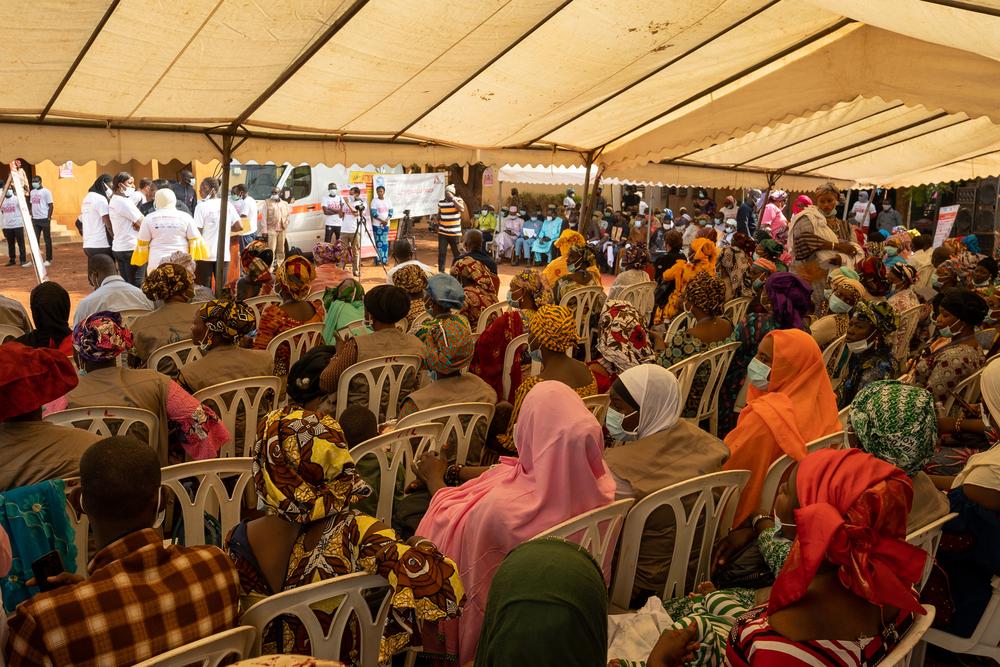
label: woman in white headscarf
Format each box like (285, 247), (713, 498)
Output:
(603, 364), (730, 606)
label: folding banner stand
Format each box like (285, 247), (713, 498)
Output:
(7, 162), (47, 284)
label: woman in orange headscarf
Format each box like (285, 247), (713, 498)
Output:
(723, 328), (841, 525)
(655, 237), (718, 323)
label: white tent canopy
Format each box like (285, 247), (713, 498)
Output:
(1, 0), (999, 187)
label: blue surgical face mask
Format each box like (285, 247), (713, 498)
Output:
(747, 356), (771, 390)
(937, 324), (955, 338)
(752, 278), (764, 291)
(885, 246), (898, 257)
(773, 510), (795, 535)
(828, 294), (852, 314)
(605, 407), (638, 442)
(507, 291), (519, 309)
(529, 347), (543, 363)
(823, 288), (832, 299)
(931, 274), (941, 288)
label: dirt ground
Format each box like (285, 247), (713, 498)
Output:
(0, 226), (613, 320)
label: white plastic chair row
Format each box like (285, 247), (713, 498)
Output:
(665, 341), (740, 435)
(194, 376), (281, 458)
(244, 294), (281, 323)
(616, 281), (655, 317)
(264, 322), (325, 375)
(394, 401), (495, 466)
(559, 285), (604, 362)
(940, 368), (983, 417)
(532, 498), (636, 584)
(45, 406), (159, 452)
(334, 354), (423, 422)
(821, 334), (848, 378)
(147, 339), (203, 375)
(664, 311), (694, 341)
(133, 626), (256, 667)
(722, 296), (752, 325)
(582, 393), (611, 426)
(757, 430), (845, 514)
(476, 301), (511, 334)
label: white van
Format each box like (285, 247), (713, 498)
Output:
(227, 162), (403, 252)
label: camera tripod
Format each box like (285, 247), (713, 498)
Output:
(353, 206), (388, 277)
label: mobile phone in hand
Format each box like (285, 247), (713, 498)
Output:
(31, 550), (65, 592)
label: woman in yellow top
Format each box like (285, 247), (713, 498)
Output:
(495, 305), (597, 454)
(655, 237), (718, 323)
(542, 229), (602, 289)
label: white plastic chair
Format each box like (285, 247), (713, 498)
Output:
(501, 333), (530, 401)
(664, 312), (694, 341)
(532, 498), (635, 583)
(348, 423), (444, 522)
(838, 404), (852, 430)
(147, 339), (202, 375)
(878, 605), (936, 667)
(245, 294), (281, 322)
(683, 342), (740, 435)
(559, 285), (605, 362)
(133, 626), (256, 667)
(160, 458), (254, 547)
(476, 301), (510, 334)
(616, 281), (655, 318)
(45, 406), (159, 452)
(893, 305), (923, 362)
(581, 393), (611, 426)
(665, 351), (704, 410)
(758, 431), (844, 513)
(941, 368), (983, 417)
(307, 289), (326, 304)
(334, 354), (423, 422)
(335, 319), (369, 342)
(821, 334), (847, 377)
(722, 296), (752, 324)
(240, 572), (393, 664)
(118, 308), (152, 328)
(193, 376), (281, 458)
(265, 322), (325, 375)
(0, 323), (25, 342)
(394, 402), (496, 466)
(923, 578), (1000, 661)
(609, 470), (752, 609)
(906, 512), (958, 593)
(407, 313), (434, 335)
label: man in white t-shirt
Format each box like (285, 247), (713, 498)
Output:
(28, 175), (54, 265)
(2, 188), (27, 267)
(231, 184), (259, 254)
(80, 175), (113, 259)
(370, 185), (393, 266)
(193, 177), (241, 289)
(851, 191), (876, 230)
(108, 173), (146, 287)
(322, 182), (347, 243)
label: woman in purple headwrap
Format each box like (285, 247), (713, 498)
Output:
(717, 272), (813, 436)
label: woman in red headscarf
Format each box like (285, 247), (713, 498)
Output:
(727, 448), (928, 667)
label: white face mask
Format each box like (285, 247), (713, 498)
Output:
(124, 186), (135, 196)
(31, 182), (41, 190)
(188, 177), (196, 186)
(846, 336), (873, 353)
(271, 194), (280, 201)
(882, 204), (891, 210)
(481, 209), (488, 216)
(747, 356), (771, 390)
(328, 189), (337, 196)
(4, 191), (11, 199)
(545, 215), (553, 221)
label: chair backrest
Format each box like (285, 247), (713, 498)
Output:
(336, 319), (369, 342)
(838, 404), (852, 430)
(758, 430), (845, 513)
(240, 572), (392, 664)
(722, 297), (752, 325)
(265, 322), (325, 375)
(147, 339), (202, 375)
(501, 333), (530, 402)
(893, 305), (923, 362)
(906, 512), (958, 593)
(532, 498), (635, 583)
(394, 402), (496, 466)
(821, 334), (848, 377)
(664, 311), (694, 341)
(160, 458), (254, 547)
(617, 281), (656, 317)
(610, 470), (751, 609)
(559, 285), (605, 362)
(348, 423), (445, 522)
(62, 477), (90, 576)
(133, 626), (257, 667)
(334, 354), (423, 422)
(193, 376), (281, 458)
(408, 313), (434, 335)
(0, 323), (25, 343)
(685, 342), (741, 435)
(118, 308), (151, 328)
(44, 406), (159, 452)
(476, 301), (511, 334)
(665, 348), (705, 408)
(307, 289), (326, 304)
(581, 393), (611, 426)
(941, 368), (983, 417)
(244, 294), (282, 323)
(876, 605), (936, 667)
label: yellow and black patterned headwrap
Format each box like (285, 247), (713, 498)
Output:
(141, 263), (193, 301)
(529, 304), (578, 352)
(198, 299), (257, 346)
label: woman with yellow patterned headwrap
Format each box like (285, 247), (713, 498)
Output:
(494, 305), (599, 454)
(253, 254), (326, 376)
(541, 229), (603, 289)
(224, 406), (466, 660)
(178, 299), (274, 394)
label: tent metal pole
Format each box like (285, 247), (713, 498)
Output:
(579, 150), (594, 229)
(214, 134), (233, 296)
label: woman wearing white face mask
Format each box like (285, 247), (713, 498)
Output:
(722, 328), (841, 526)
(604, 365), (729, 605)
(836, 300), (900, 408)
(107, 171), (146, 287)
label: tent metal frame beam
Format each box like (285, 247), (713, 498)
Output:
(521, 0), (783, 147)
(808, 117), (973, 172)
(728, 103), (907, 167)
(778, 111), (949, 170)
(391, 0), (576, 141)
(596, 19), (855, 149)
(921, 0), (1000, 18)
(39, 0), (121, 121)
(226, 0), (370, 133)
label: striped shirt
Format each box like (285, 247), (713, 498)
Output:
(437, 199), (462, 237)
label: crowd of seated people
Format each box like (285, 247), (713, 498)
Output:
(1, 184), (999, 667)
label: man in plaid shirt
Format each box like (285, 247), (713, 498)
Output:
(5, 437), (240, 666)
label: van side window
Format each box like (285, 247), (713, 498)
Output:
(289, 165), (312, 200)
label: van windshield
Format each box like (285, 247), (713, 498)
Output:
(229, 164), (281, 200)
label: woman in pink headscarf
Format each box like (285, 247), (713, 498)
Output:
(791, 194), (813, 216)
(414, 381), (616, 664)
